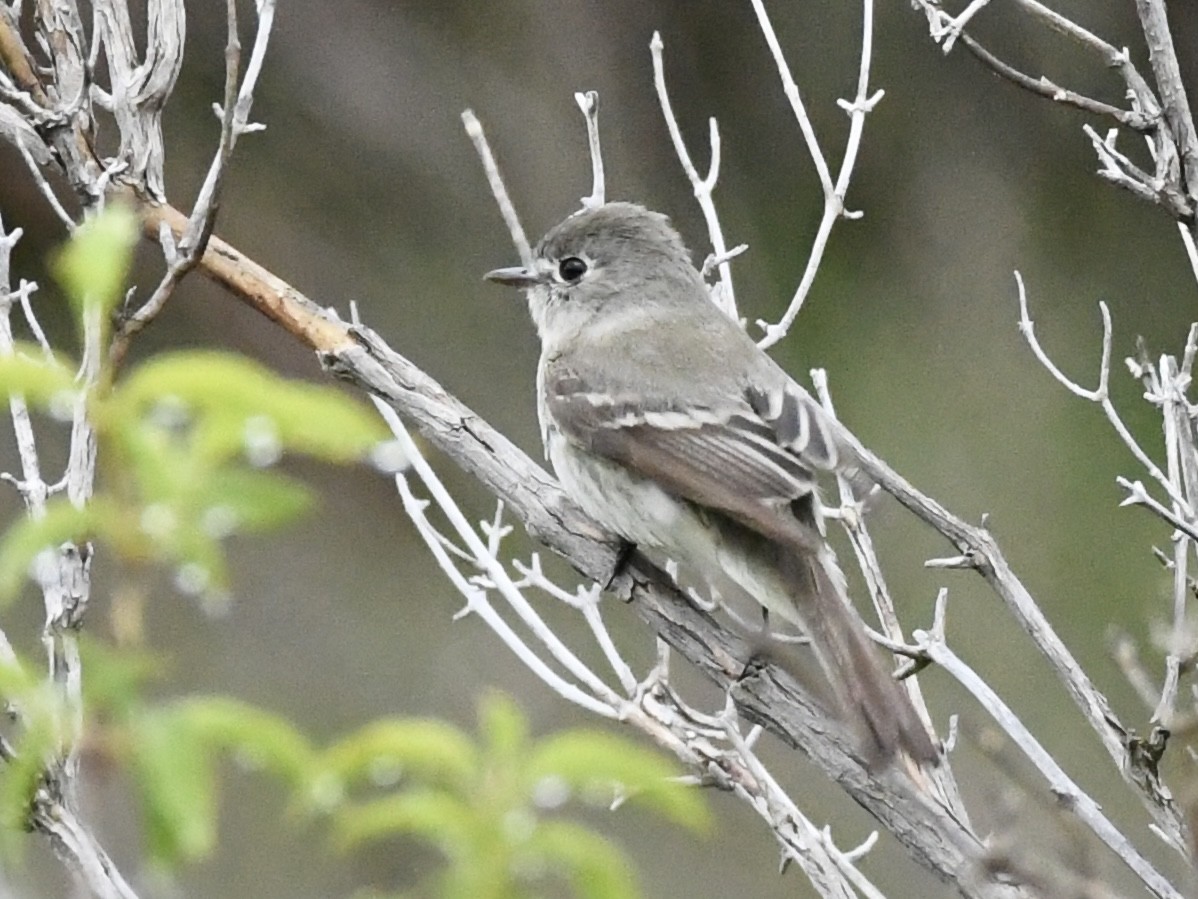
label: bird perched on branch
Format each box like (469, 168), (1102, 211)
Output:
(487, 202), (937, 766)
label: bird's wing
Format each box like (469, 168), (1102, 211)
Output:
(546, 364), (938, 765)
(545, 369), (844, 549)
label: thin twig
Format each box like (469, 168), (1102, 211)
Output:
(18, 143), (75, 230)
(1016, 274), (1192, 512)
(904, 595), (1184, 899)
(462, 109), (533, 268)
(748, 0), (832, 196)
(718, 699), (875, 898)
(375, 398), (621, 716)
(575, 91), (604, 210)
(754, 0), (881, 347)
(650, 33), (740, 320)
(958, 32), (1150, 130)
(112, 0), (277, 365)
(0, 218), (48, 517)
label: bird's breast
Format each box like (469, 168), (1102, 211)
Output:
(545, 426), (683, 548)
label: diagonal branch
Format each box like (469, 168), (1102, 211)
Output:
(137, 199), (1023, 898)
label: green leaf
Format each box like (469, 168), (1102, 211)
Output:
(111, 351), (387, 464)
(322, 719), (478, 793)
(130, 707), (218, 866)
(198, 469), (314, 534)
(332, 789), (473, 852)
(0, 663), (62, 857)
(0, 348), (77, 410)
(527, 730), (709, 833)
(170, 696), (317, 789)
(52, 204), (139, 321)
(478, 691), (529, 763)
(524, 821), (641, 899)
(78, 636), (164, 717)
(115, 419), (199, 507)
(158, 522), (230, 604)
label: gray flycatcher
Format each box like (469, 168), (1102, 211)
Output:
(486, 201), (937, 765)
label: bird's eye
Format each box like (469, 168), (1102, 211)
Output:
(558, 257), (588, 282)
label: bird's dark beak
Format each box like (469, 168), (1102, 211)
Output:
(484, 265), (542, 288)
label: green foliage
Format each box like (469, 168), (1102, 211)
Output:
(527, 729), (707, 831)
(0, 639), (322, 868)
(0, 655), (58, 856)
(52, 204), (139, 329)
(126, 697), (320, 866)
(0, 214), (388, 607)
(0, 643), (707, 892)
(111, 351), (386, 464)
(131, 705), (221, 864)
(324, 691), (710, 899)
(321, 719), (479, 795)
(0, 348), (76, 409)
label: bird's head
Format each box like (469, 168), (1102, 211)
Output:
(485, 202), (704, 343)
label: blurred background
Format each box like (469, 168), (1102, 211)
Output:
(2, 0), (1198, 896)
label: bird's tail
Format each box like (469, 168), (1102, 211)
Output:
(781, 547), (938, 766)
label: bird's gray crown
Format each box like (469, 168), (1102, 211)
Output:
(535, 202), (691, 266)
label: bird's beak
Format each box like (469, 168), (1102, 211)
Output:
(484, 265), (542, 288)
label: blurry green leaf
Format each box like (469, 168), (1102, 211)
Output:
(526, 821), (640, 899)
(166, 527), (229, 604)
(116, 419), (197, 506)
(332, 789), (472, 852)
(0, 659), (62, 857)
(0, 652), (37, 700)
(52, 204), (139, 321)
(0, 698), (54, 857)
(322, 719), (478, 793)
(111, 351), (387, 464)
(0, 348), (77, 410)
(79, 636), (164, 717)
(131, 707), (218, 866)
(171, 697), (317, 789)
(528, 730), (708, 833)
(479, 691), (529, 763)
(0, 498), (107, 604)
(199, 469), (314, 534)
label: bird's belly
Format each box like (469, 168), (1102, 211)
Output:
(546, 431), (804, 627)
(546, 432), (683, 548)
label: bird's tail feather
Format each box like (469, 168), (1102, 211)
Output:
(781, 547), (938, 766)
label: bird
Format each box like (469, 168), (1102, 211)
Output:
(485, 201), (938, 765)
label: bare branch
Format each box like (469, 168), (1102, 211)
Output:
(901, 595), (1183, 899)
(30, 790), (140, 899)
(575, 90), (604, 209)
(112, 0), (277, 365)
(18, 142), (74, 231)
(650, 33), (740, 319)
(1085, 125), (1194, 222)
(1017, 274), (1192, 513)
(754, 0), (881, 346)
(1133, 0), (1198, 212)
(462, 109), (534, 268)
(373, 397), (623, 716)
(837, 423), (1188, 847)
(747, 0), (832, 196)
(957, 31), (1151, 130)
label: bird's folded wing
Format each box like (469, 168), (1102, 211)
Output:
(546, 372), (842, 550)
